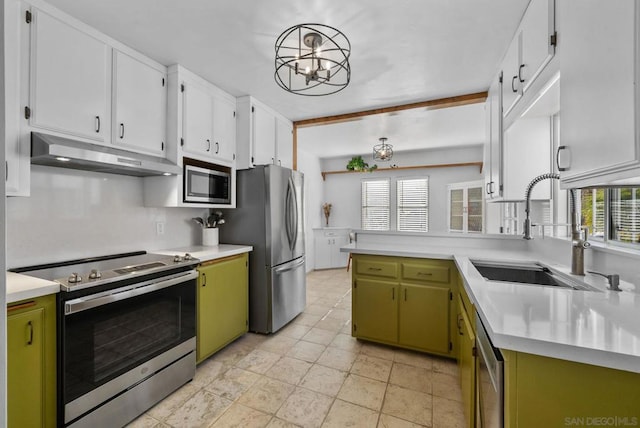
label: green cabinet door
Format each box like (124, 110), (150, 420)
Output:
(398, 283), (450, 353)
(7, 295), (56, 428)
(197, 253), (249, 363)
(353, 278), (398, 343)
(457, 297), (476, 428)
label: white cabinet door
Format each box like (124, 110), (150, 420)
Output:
(30, 9), (109, 142)
(520, 0), (555, 92)
(182, 81), (213, 157)
(113, 50), (166, 156)
(252, 103), (276, 166)
(485, 73), (503, 199)
(559, 0), (639, 187)
(501, 34), (522, 117)
(276, 116), (293, 169)
(314, 237), (332, 269)
(212, 95), (237, 164)
(332, 235), (350, 267)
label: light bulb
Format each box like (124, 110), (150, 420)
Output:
(305, 66), (310, 74)
(325, 61), (332, 70)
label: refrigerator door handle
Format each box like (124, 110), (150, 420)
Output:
(274, 257), (305, 274)
(289, 176), (299, 250)
(285, 179), (294, 250)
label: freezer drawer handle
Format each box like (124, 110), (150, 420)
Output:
(274, 257), (305, 274)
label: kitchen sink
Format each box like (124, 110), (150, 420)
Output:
(471, 261), (600, 292)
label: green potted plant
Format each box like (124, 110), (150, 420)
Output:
(346, 156), (378, 172)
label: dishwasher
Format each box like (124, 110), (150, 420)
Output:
(476, 313), (504, 428)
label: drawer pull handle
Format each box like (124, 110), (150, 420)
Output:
(417, 272), (433, 276)
(27, 321), (33, 345)
(368, 267), (382, 271)
(392, 288), (395, 300)
(202, 272), (207, 287)
(404, 288), (407, 301)
(457, 315), (463, 336)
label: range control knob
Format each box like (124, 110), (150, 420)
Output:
(89, 269), (102, 279)
(173, 255), (184, 263)
(184, 253), (192, 261)
(68, 273), (82, 283)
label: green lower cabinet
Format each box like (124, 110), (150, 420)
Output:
(457, 297), (475, 428)
(353, 278), (398, 343)
(197, 253), (249, 363)
(504, 350), (640, 427)
(398, 283), (450, 354)
(7, 295), (56, 428)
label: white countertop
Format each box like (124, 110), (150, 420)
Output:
(155, 244), (253, 263)
(343, 242), (640, 373)
(6, 272), (59, 304)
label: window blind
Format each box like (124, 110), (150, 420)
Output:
(397, 178), (429, 232)
(361, 180), (390, 230)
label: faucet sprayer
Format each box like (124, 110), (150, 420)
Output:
(522, 173), (589, 275)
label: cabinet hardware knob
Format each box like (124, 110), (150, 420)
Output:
(206, 139), (211, 152)
(120, 123), (125, 139)
(556, 145), (569, 172)
(511, 75), (518, 93)
(95, 116), (101, 133)
(215, 142), (219, 154)
(368, 267), (382, 271)
(404, 288), (407, 301)
(27, 321), (33, 345)
(392, 288), (395, 300)
(518, 64), (525, 83)
(202, 272), (207, 286)
(417, 272), (433, 276)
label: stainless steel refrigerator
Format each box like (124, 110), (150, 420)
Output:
(220, 165), (306, 333)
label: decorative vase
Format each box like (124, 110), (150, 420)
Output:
(202, 228), (219, 246)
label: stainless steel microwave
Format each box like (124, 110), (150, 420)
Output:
(183, 157), (231, 204)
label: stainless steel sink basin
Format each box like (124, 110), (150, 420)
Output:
(471, 261), (600, 292)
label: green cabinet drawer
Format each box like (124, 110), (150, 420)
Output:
(402, 262), (450, 283)
(356, 259), (398, 279)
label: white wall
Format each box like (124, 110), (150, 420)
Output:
(297, 148), (323, 271)
(321, 145), (484, 232)
(1, 0), (7, 422)
(6, 166), (207, 268)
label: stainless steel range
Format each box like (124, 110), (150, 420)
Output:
(13, 251), (199, 428)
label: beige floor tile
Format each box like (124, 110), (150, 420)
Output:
(276, 387), (333, 428)
(305, 304), (333, 316)
(266, 417), (302, 428)
(314, 317), (346, 332)
(292, 313), (322, 327)
(350, 354), (393, 382)
(432, 372), (462, 402)
(165, 390), (232, 428)
(340, 321), (353, 335)
(278, 323), (312, 340)
(209, 403), (271, 428)
(360, 342), (397, 361)
(209, 341), (254, 367)
(316, 347), (358, 372)
(325, 308), (351, 321)
(432, 357), (459, 377)
(235, 333), (270, 348)
(337, 373), (387, 411)
(377, 414), (425, 428)
(147, 382), (201, 421)
(329, 333), (362, 353)
(205, 367), (261, 401)
(382, 385), (432, 427)
(258, 335), (299, 355)
(314, 297), (340, 307)
(192, 359), (226, 387)
(286, 340), (326, 363)
(389, 362), (432, 394)
(301, 327), (337, 346)
(299, 364), (347, 396)
(238, 377), (296, 414)
(432, 396), (466, 428)
(126, 414), (166, 428)
(236, 349), (282, 374)
(321, 399), (380, 428)
(265, 356), (312, 385)
(393, 349), (434, 370)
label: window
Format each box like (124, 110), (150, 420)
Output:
(448, 180), (484, 233)
(361, 179), (390, 230)
(397, 178), (429, 232)
(580, 188), (640, 245)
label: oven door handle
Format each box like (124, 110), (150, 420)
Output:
(64, 270), (198, 315)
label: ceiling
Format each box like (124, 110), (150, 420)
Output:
(44, 0), (529, 123)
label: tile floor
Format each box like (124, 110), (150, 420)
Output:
(127, 268), (465, 428)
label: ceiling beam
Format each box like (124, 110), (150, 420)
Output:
(293, 91), (488, 128)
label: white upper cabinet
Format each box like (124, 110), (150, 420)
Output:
(112, 50), (167, 157)
(236, 96), (293, 170)
(276, 116), (293, 169)
(559, 0), (640, 187)
(485, 72), (503, 200)
(29, 9), (109, 142)
(212, 95), (237, 164)
(501, 0), (556, 118)
(182, 80), (214, 157)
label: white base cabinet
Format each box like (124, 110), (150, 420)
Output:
(314, 228), (350, 269)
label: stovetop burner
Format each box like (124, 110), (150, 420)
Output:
(12, 251), (199, 292)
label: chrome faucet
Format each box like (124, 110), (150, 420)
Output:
(523, 173), (590, 275)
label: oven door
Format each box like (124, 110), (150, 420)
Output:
(60, 271), (197, 424)
(476, 313), (504, 428)
(184, 163), (230, 204)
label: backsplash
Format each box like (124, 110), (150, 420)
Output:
(6, 165), (206, 268)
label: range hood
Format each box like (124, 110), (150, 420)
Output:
(31, 132), (181, 177)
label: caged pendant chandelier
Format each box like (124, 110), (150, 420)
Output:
(373, 137), (394, 161)
(274, 23), (351, 96)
